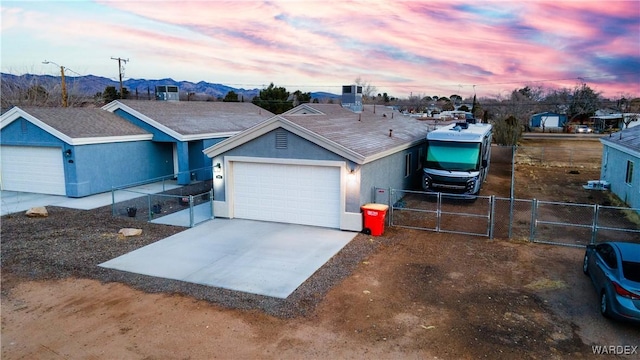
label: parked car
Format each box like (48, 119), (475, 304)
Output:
(583, 242), (640, 322)
(575, 125), (594, 133)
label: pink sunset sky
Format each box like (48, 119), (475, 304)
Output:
(2, 0), (639, 99)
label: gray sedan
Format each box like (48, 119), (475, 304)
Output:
(583, 242), (640, 322)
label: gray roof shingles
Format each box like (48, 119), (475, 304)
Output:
(281, 104), (430, 158)
(601, 125), (640, 153)
(20, 106), (149, 138)
(119, 100), (275, 135)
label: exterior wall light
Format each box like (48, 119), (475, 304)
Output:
(214, 163), (222, 172)
(64, 149), (72, 157)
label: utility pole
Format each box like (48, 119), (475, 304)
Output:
(111, 57), (129, 98)
(43, 60), (69, 107)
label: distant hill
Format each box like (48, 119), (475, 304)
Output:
(0, 73), (340, 102)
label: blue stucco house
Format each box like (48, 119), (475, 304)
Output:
(103, 100), (274, 184)
(600, 126), (640, 212)
(203, 103), (430, 231)
(1, 101), (274, 197)
(0, 106), (170, 197)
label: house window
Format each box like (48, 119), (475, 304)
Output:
(405, 153), (412, 177)
(275, 130), (288, 149)
(625, 160), (633, 184)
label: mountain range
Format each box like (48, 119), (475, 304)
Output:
(0, 73), (340, 101)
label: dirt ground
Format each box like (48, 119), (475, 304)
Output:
(2, 137), (639, 359)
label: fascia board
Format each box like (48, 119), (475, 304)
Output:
(102, 100), (185, 141)
(0, 106), (74, 144)
(182, 131), (240, 141)
(68, 134), (154, 145)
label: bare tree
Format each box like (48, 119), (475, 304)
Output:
(354, 77), (377, 103)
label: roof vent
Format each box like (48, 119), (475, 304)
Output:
(452, 122), (469, 131)
(275, 130), (288, 149)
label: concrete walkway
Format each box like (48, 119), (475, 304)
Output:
(99, 219), (357, 299)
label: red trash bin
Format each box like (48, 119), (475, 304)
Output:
(361, 203), (389, 236)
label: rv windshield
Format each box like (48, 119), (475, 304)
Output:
(425, 141), (481, 172)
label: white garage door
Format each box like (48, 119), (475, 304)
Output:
(1, 146), (66, 195)
(233, 162), (341, 228)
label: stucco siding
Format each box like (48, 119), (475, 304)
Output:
(67, 141), (174, 197)
(1, 117), (65, 147)
(221, 129), (346, 163)
(359, 143), (424, 208)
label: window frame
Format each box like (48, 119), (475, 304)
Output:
(625, 160), (633, 185)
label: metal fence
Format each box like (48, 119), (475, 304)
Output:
(384, 188), (640, 247)
(111, 169), (214, 227)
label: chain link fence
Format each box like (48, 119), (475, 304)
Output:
(383, 187), (640, 247)
(111, 170), (214, 227)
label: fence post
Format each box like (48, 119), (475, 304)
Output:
(147, 194), (152, 221)
(591, 204), (599, 245)
(436, 192), (442, 232)
(530, 198), (537, 241)
(189, 195), (194, 227)
(389, 188), (394, 227)
(489, 195), (495, 239)
(210, 189), (215, 219)
(508, 146), (516, 239)
(111, 188), (116, 216)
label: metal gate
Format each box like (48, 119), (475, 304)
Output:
(388, 189), (492, 237)
(381, 188), (640, 246)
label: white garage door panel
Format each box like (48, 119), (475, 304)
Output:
(233, 162), (341, 228)
(1, 146), (66, 195)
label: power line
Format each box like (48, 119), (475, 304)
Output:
(111, 57), (129, 98)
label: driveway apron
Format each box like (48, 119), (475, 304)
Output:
(99, 219), (357, 299)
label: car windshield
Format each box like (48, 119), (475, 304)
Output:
(426, 141), (480, 172)
(622, 261), (640, 282)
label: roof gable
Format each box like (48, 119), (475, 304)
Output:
(103, 100), (275, 141)
(204, 115), (365, 163)
(204, 104), (430, 164)
(283, 104), (325, 115)
(0, 106), (152, 145)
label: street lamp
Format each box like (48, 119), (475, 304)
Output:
(43, 60), (68, 107)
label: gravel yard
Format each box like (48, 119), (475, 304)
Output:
(2, 137), (639, 359)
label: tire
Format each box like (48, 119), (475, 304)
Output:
(582, 254), (589, 275)
(600, 291), (612, 318)
(362, 228), (371, 235)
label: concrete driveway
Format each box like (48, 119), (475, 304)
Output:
(99, 219), (357, 299)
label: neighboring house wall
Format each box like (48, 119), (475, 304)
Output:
(68, 141), (173, 197)
(601, 145), (640, 210)
(1, 117), (65, 147)
(1, 116), (174, 197)
(112, 108), (230, 184)
(530, 113), (567, 128)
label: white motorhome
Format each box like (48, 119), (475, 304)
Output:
(422, 121), (493, 196)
